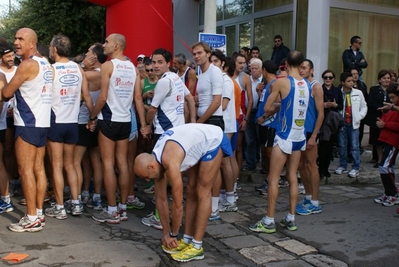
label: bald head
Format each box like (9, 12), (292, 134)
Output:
(134, 153), (157, 179)
(110, 33), (126, 50)
(14, 27), (38, 59)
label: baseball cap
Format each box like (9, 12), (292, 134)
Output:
(137, 54), (145, 59)
(0, 43), (13, 57)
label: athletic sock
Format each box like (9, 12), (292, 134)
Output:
(226, 191), (235, 204)
(211, 197), (219, 212)
(78, 194), (82, 202)
(1, 195), (10, 204)
(72, 199), (80, 205)
(127, 195), (135, 202)
(82, 190), (89, 197)
(286, 213), (295, 222)
(219, 190), (226, 203)
(311, 200), (319, 206)
(263, 216), (274, 225)
(183, 234), (193, 245)
(27, 214), (38, 222)
(192, 239), (202, 250)
(93, 193), (101, 200)
(36, 209), (43, 216)
(305, 195), (312, 200)
(118, 203), (127, 210)
(108, 205), (117, 214)
(56, 204), (64, 210)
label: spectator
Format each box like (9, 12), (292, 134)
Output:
(250, 46), (262, 61)
(367, 70), (391, 168)
(271, 35), (290, 67)
(334, 72), (367, 178)
(318, 70), (343, 178)
(342, 35), (367, 77)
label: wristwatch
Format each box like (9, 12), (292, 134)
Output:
(80, 62), (85, 69)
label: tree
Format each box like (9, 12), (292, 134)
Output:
(0, 0), (105, 57)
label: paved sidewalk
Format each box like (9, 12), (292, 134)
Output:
(0, 147), (393, 266)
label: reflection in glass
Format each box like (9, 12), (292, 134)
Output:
(239, 22), (251, 51)
(255, 0), (293, 12)
(216, 0), (223, 21)
(225, 0), (253, 19)
(225, 25), (236, 56)
(254, 12), (293, 60)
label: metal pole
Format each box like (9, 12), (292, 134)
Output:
(204, 0), (216, 33)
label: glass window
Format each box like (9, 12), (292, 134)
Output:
(216, 26), (223, 34)
(225, 0), (253, 19)
(329, 8), (399, 89)
(343, 0), (399, 8)
(225, 25), (236, 56)
(239, 22), (251, 51)
(199, 2), (204, 25)
(296, 0), (308, 56)
(216, 0), (223, 21)
(254, 12), (293, 61)
(255, 0), (293, 12)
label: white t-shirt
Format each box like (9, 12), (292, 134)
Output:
(151, 72), (190, 134)
(222, 74), (237, 134)
(196, 64), (223, 117)
(0, 67), (17, 130)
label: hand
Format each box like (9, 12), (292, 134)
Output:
(143, 90), (154, 99)
(378, 102), (393, 111)
(194, 95), (199, 107)
(162, 235), (178, 249)
(306, 136), (317, 150)
(256, 82), (264, 93)
(140, 125), (152, 140)
(257, 116), (264, 125)
(83, 55), (97, 69)
(239, 120), (247, 131)
(86, 119), (97, 132)
(376, 117), (385, 129)
(360, 59), (365, 63)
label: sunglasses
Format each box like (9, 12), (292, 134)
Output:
(145, 69), (154, 73)
(323, 76), (334, 80)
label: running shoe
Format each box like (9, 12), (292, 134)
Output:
(348, 169), (359, 178)
(382, 196), (399, 207)
(9, 216), (42, 233)
(219, 200), (238, 212)
(296, 198), (311, 210)
(255, 182), (268, 192)
(278, 179), (289, 188)
(171, 244), (204, 262)
(249, 220), (276, 234)
(374, 194), (388, 204)
(118, 208), (128, 221)
(209, 210), (220, 221)
(296, 203), (322, 215)
(38, 214), (46, 227)
(0, 200), (14, 213)
(279, 217), (298, 231)
(141, 212), (162, 230)
(92, 209), (120, 224)
(86, 197), (103, 211)
(334, 167), (346, 175)
(162, 239), (189, 254)
(143, 185), (155, 194)
(126, 196), (145, 209)
(45, 206), (67, 220)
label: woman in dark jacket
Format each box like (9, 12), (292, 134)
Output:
(318, 70), (343, 178)
(367, 69), (391, 167)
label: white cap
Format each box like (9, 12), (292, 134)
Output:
(137, 54), (145, 59)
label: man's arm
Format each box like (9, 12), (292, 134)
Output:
(356, 52), (368, 69)
(197, 68), (223, 123)
(185, 92), (197, 123)
(342, 50), (354, 71)
(307, 83), (324, 149)
(239, 73), (253, 131)
(87, 61), (112, 130)
(0, 74), (7, 108)
(79, 67), (94, 114)
(2, 59), (37, 100)
(264, 79), (283, 117)
(133, 67), (151, 137)
(196, 94), (221, 123)
(146, 78), (169, 125)
(187, 69), (197, 95)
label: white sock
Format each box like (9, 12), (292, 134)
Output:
(72, 199), (80, 205)
(36, 209), (43, 216)
(78, 194), (82, 201)
(263, 216), (274, 225)
(305, 195), (312, 200)
(118, 202), (127, 210)
(1, 195), (10, 204)
(286, 213), (295, 222)
(93, 193), (101, 200)
(183, 235), (193, 244)
(226, 191), (235, 204)
(211, 197), (219, 212)
(56, 204), (64, 210)
(108, 205), (117, 213)
(82, 190), (89, 197)
(219, 190), (226, 203)
(192, 239), (202, 250)
(311, 200), (319, 206)
(27, 214), (38, 222)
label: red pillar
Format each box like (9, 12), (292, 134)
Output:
(88, 0), (173, 61)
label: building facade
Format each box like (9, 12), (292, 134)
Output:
(173, 0), (399, 88)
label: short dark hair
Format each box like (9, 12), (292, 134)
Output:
(232, 52), (246, 62)
(224, 56), (236, 77)
(91, 42), (107, 64)
(262, 60), (278, 75)
(152, 48), (172, 63)
(211, 49), (225, 63)
(348, 66), (360, 74)
(143, 58), (152, 66)
(377, 69), (390, 81)
(350, 35), (361, 45)
(174, 53), (187, 64)
(386, 83), (399, 96)
(251, 46), (260, 52)
(240, 47), (250, 53)
(51, 35), (71, 57)
(321, 69), (336, 79)
(274, 35), (282, 41)
(286, 51), (304, 68)
(340, 72), (352, 82)
(303, 59), (314, 70)
(0, 41), (13, 57)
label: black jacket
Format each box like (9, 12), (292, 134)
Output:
(366, 85), (388, 128)
(271, 44), (290, 66)
(342, 47), (368, 76)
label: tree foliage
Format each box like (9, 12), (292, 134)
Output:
(0, 0), (106, 56)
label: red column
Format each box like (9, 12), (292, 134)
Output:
(88, 0), (173, 61)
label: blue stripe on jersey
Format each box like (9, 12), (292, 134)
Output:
(304, 79), (316, 133)
(15, 90), (36, 126)
(101, 103), (112, 120)
(277, 77), (295, 139)
(157, 106), (173, 132)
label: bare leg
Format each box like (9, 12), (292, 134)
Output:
(63, 143), (79, 201)
(47, 140), (65, 205)
(184, 166), (199, 237)
(115, 138), (130, 204)
(34, 147), (47, 210)
(285, 151), (302, 215)
(0, 143), (11, 197)
(73, 145), (88, 194)
(89, 146), (103, 194)
(98, 132), (116, 206)
(127, 137), (138, 196)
